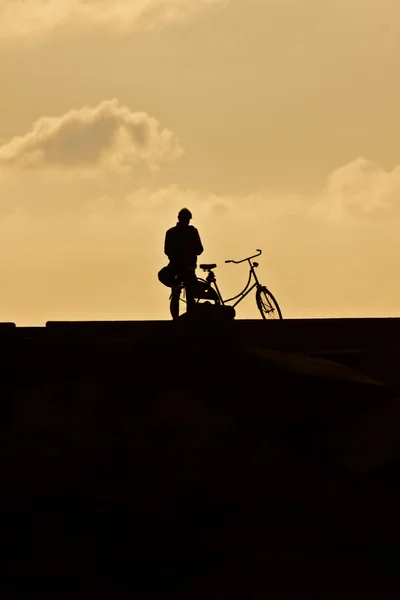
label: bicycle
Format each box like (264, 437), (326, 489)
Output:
(170, 249), (282, 320)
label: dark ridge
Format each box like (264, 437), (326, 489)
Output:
(1, 319), (400, 596)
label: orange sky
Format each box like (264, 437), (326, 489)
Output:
(1, 0), (400, 324)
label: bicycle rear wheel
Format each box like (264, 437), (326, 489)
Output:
(170, 284), (187, 320)
(256, 286), (282, 320)
(170, 279), (221, 320)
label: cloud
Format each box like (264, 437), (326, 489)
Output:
(311, 157), (400, 221)
(0, 0), (228, 40)
(0, 99), (183, 172)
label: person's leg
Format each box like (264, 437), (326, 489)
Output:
(181, 269), (197, 312)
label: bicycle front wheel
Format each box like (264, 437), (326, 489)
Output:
(256, 286), (282, 320)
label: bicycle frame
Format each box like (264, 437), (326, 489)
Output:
(205, 249), (263, 308)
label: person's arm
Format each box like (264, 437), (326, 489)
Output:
(164, 230), (171, 258)
(195, 229), (204, 256)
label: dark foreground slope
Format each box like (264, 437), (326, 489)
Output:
(1, 319), (400, 596)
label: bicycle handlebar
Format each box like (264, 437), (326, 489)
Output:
(225, 249), (262, 264)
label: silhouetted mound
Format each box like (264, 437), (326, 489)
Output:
(0, 320), (400, 595)
(179, 302), (236, 321)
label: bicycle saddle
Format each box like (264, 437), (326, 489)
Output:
(199, 263), (217, 271)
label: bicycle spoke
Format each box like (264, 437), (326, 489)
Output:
(261, 297), (274, 313)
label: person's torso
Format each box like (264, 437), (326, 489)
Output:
(167, 225), (199, 267)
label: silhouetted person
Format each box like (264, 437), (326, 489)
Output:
(165, 208), (203, 310)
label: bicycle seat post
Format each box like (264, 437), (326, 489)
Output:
(206, 270), (216, 284)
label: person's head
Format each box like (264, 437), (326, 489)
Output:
(178, 208), (192, 226)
